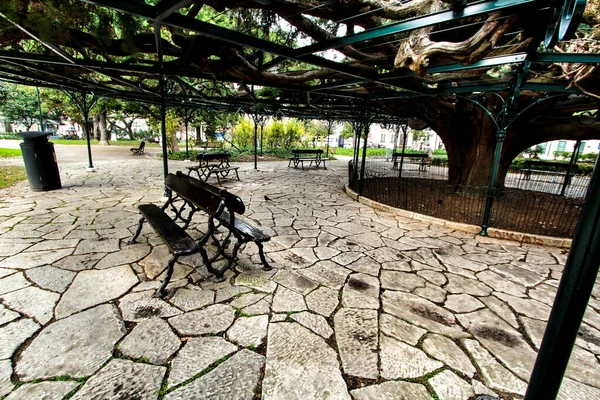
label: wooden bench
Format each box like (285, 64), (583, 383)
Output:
(521, 160), (576, 181)
(391, 152), (428, 171)
(128, 172), (271, 297)
(130, 141), (145, 155)
(288, 149), (328, 170)
(195, 141), (223, 151)
(186, 152), (240, 184)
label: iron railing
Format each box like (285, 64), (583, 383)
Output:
(349, 160), (586, 237)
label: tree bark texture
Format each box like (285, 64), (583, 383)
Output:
(99, 111), (109, 145)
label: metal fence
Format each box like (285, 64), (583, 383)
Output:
(349, 159), (585, 237)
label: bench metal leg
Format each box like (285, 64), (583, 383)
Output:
(154, 254), (178, 298)
(127, 216), (146, 244)
(256, 241), (272, 271)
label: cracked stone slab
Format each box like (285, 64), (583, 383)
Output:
(414, 283), (446, 304)
(341, 273), (379, 309)
(0, 272), (31, 295)
(242, 299), (272, 316)
(457, 308), (537, 380)
(380, 313), (427, 346)
(444, 294), (485, 314)
(480, 295), (520, 329)
(422, 334), (476, 377)
(477, 270), (527, 297)
(138, 245), (170, 279)
(168, 336), (238, 388)
(558, 377), (600, 400)
(380, 270), (426, 292)
(350, 381), (432, 400)
(71, 359), (165, 400)
(435, 252), (487, 272)
(234, 271), (278, 293)
(429, 370), (475, 400)
(298, 261), (352, 290)
(0, 249), (72, 270)
(119, 290), (183, 322)
(382, 290), (467, 338)
(0, 360), (12, 397)
(495, 292), (552, 321)
(170, 287), (214, 311)
(462, 338), (527, 395)
(290, 312), (333, 339)
(55, 264), (138, 319)
(0, 286), (59, 325)
(444, 271), (490, 293)
(15, 305), (125, 380)
(165, 349), (264, 400)
(227, 315), (269, 347)
(0, 303), (20, 326)
(305, 286), (339, 317)
(118, 318), (181, 365)
(380, 333), (444, 379)
(0, 318), (40, 360)
(73, 238), (120, 255)
(95, 245), (151, 269)
(334, 308), (378, 379)
(23, 239), (80, 252)
(489, 263), (546, 287)
(345, 256), (381, 276)
(231, 293), (267, 309)
(262, 323), (350, 400)
(168, 304), (235, 336)
(4, 381), (79, 400)
(52, 253), (104, 271)
(24, 266), (76, 293)
(272, 269), (318, 295)
(271, 285), (306, 313)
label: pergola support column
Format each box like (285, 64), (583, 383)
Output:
(479, 129), (505, 236)
(358, 109), (370, 196)
(524, 155), (600, 399)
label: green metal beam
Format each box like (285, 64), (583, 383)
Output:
(531, 53), (600, 64)
(155, 0), (191, 21)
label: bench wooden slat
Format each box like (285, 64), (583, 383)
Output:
(137, 204), (198, 254)
(218, 210), (270, 242)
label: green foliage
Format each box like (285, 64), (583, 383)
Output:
(340, 122), (354, 139)
(524, 145), (545, 159)
(303, 120), (328, 139)
(411, 129), (431, 144)
(148, 110), (179, 152)
(0, 84), (45, 129)
(231, 117), (254, 148)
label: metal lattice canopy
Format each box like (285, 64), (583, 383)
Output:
(0, 0), (598, 121)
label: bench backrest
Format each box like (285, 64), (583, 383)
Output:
(197, 141), (223, 149)
(195, 152), (230, 162)
(292, 149), (323, 154)
(166, 173), (224, 216)
(139, 141), (145, 150)
(392, 152), (426, 158)
(524, 160), (572, 169)
(174, 172), (246, 215)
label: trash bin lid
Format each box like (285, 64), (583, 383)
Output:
(18, 131), (50, 143)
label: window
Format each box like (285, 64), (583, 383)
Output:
(578, 141), (586, 152)
(557, 141), (566, 152)
(380, 134), (386, 143)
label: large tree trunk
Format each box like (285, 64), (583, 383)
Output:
(92, 115), (100, 140)
(418, 96), (600, 188)
(99, 110), (109, 145)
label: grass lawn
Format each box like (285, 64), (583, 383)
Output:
(0, 148), (23, 157)
(0, 166), (27, 189)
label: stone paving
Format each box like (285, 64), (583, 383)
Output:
(1, 155), (600, 399)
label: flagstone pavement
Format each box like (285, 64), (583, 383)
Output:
(1, 155), (600, 400)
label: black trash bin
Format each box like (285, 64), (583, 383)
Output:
(18, 131), (62, 191)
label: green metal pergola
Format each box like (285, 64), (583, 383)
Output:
(0, 1), (599, 398)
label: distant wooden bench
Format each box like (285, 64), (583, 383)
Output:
(288, 149), (328, 170)
(391, 152), (428, 171)
(522, 160), (576, 181)
(128, 172), (271, 297)
(186, 152), (240, 184)
(130, 141), (145, 155)
(195, 141), (223, 150)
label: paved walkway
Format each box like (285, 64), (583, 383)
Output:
(1, 154), (600, 400)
